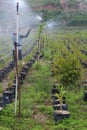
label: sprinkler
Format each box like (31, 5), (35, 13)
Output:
(14, 2), (21, 118)
(14, 0), (25, 8)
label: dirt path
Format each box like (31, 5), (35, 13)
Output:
(2, 77), (9, 91)
(0, 76), (10, 97)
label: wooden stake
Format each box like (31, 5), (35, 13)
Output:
(14, 42), (21, 118)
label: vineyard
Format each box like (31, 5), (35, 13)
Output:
(0, 26), (87, 130)
(0, 0), (87, 130)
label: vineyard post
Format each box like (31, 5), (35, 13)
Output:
(14, 42), (18, 116)
(17, 2), (21, 118)
(46, 25), (48, 47)
(37, 39), (40, 62)
(37, 26), (41, 62)
(17, 2), (19, 59)
(38, 24), (43, 62)
(14, 2), (21, 118)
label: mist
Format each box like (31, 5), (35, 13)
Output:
(0, 0), (41, 34)
(0, 0), (42, 59)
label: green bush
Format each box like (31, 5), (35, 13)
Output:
(68, 0), (79, 7)
(42, 9), (61, 21)
(68, 11), (87, 26)
(42, 0), (60, 6)
(53, 52), (82, 86)
(42, 47), (52, 60)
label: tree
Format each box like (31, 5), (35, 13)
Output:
(52, 49), (83, 86)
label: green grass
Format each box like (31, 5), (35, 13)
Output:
(0, 83), (3, 93)
(0, 54), (87, 130)
(1, 31), (87, 129)
(0, 127), (11, 130)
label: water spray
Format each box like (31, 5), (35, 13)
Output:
(36, 15), (42, 21)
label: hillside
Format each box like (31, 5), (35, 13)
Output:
(1, 29), (87, 129)
(28, 0), (87, 26)
(1, 1), (87, 130)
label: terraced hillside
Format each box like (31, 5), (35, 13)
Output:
(29, 0), (87, 26)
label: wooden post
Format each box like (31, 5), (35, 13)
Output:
(14, 42), (21, 118)
(46, 26), (48, 47)
(37, 39), (40, 62)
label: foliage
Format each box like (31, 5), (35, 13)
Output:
(42, 9), (61, 22)
(55, 84), (66, 110)
(28, 0), (61, 7)
(0, 83), (2, 93)
(0, 33), (87, 129)
(32, 62), (51, 92)
(33, 61), (42, 70)
(29, 0), (87, 26)
(42, 47), (52, 60)
(1, 8), (87, 129)
(0, 126), (11, 130)
(48, 33), (85, 86)
(42, 0), (60, 6)
(68, 11), (87, 26)
(38, 23), (45, 39)
(68, 0), (79, 7)
(53, 52), (82, 85)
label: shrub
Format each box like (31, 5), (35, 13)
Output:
(53, 52), (82, 86)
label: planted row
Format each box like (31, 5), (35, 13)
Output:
(51, 84), (70, 122)
(0, 61), (15, 82)
(0, 51), (39, 111)
(0, 40), (38, 82)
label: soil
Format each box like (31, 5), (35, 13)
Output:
(0, 76), (10, 97)
(32, 110), (48, 124)
(2, 77), (9, 91)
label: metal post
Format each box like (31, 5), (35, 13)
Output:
(17, 2), (21, 118)
(17, 2), (19, 57)
(14, 2), (21, 118)
(14, 2), (19, 116)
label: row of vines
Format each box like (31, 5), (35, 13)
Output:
(45, 31), (87, 87)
